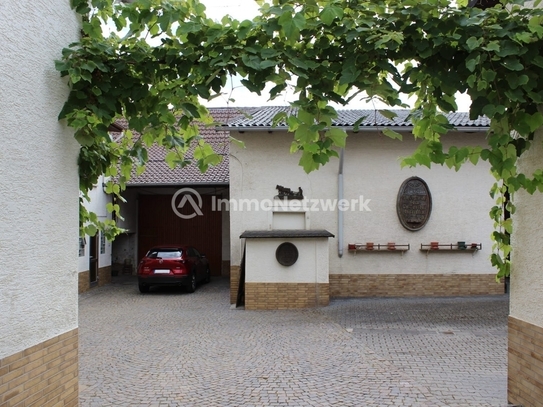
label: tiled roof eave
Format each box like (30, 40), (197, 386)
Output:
(125, 181), (229, 187)
(112, 107), (251, 187)
(222, 107), (491, 129)
(222, 124), (489, 132)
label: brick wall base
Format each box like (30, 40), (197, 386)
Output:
(508, 316), (543, 407)
(330, 274), (504, 297)
(0, 329), (78, 407)
(78, 266), (112, 293)
(230, 266), (240, 304)
(78, 271), (90, 293)
(222, 260), (231, 277)
(98, 266), (111, 286)
(245, 282), (330, 310)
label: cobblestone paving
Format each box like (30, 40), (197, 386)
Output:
(321, 295), (508, 407)
(79, 277), (508, 406)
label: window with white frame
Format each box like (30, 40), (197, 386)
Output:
(100, 232), (106, 254)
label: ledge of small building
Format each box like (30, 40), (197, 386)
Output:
(240, 229), (335, 239)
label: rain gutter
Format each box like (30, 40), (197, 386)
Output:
(220, 126), (489, 133)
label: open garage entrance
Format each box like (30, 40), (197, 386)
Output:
(109, 108), (239, 279)
(137, 192), (224, 277)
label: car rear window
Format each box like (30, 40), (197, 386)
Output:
(146, 248), (183, 259)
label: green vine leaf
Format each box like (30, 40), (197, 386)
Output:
(382, 128), (402, 141)
(326, 128), (347, 148)
(320, 6), (344, 26)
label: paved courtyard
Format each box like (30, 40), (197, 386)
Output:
(79, 276), (509, 406)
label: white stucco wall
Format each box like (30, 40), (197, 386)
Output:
(245, 238), (329, 283)
(78, 176), (113, 272)
(112, 187), (139, 268)
(116, 187), (139, 233)
(230, 130), (496, 277)
(511, 127), (543, 327)
(0, 2), (80, 358)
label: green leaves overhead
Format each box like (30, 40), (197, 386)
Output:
(320, 5), (343, 26)
(278, 10), (306, 42)
(59, 0), (543, 277)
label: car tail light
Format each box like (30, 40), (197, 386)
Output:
(139, 260), (152, 275)
(172, 260), (188, 275)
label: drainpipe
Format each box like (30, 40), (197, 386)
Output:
(338, 148), (345, 258)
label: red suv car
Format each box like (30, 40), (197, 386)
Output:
(137, 245), (210, 293)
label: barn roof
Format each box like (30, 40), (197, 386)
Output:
(111, 108), (253, 186)
(222, 107), (489, 131)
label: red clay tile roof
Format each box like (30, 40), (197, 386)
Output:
(112, 108), (253, 186)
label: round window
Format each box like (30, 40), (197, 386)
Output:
(275, 242), (299, 266)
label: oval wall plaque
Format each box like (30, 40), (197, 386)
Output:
(276, 242), (299, 266)
(396, 177), (432, 231)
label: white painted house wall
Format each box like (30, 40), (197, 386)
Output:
(78, 175), (113, 273)
(507, 113), (543, 406)
(511, 127), (543, 327)
(0, 1), (80, 358)
(78, 176), (112, 272)
(230, 130), (496, 278)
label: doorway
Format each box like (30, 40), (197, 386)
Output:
(89, 235), (98, 285)
(137, 194), (223, 276)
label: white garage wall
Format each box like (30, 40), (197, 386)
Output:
(230, 130), (496, 277)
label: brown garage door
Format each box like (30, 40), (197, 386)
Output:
(138, 194), (222, 276)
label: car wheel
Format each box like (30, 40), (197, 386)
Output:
(204, 267), (211, 284)
(139, 283), (149, 293)
(187, 272), (197, 293)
